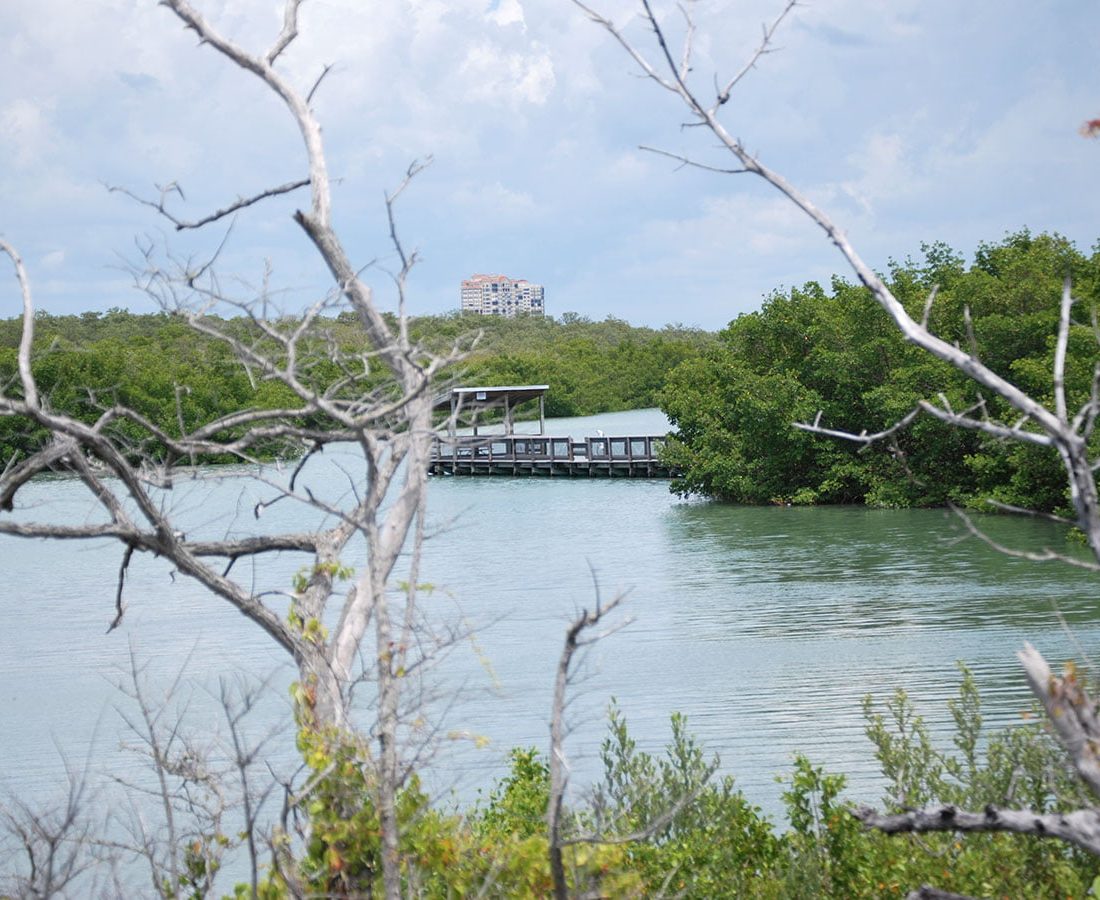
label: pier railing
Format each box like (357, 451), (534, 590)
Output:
(429, 434), (674, 477)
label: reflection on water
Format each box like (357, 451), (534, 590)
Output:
(646, 503), (1100, 806)
(424, 488), (1100, 814)
(2, 409), (1099, 825)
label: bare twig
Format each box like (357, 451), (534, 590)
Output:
(0, 764), (96, 898)
(906, 888), (982, 900)
(983, 499), (1076, 527)
(306, 63), (334, 105)
(920, 285), (939, 330)
(548, 589), (629, 900)
(714, 0), (798, 109)
(107, 544), (136, 633)
(949, 505), (1100, 574)
(1017, 643), (1100, 798)
(640, 145), (748, 174)
(109, 178), (310, 231)
(794, 406), (922, 447)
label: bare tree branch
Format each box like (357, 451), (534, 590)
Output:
(1054, 277), (1074, 424)
(0, 437), (78, 511)
(577, 0), (1100, 564)
(983, 499), (1076, 527)
(906, 887), (982, 900)
(854, 803), (1100, 856)
(0, 238), (38, 408)
(713, 0), (798, 109)
(1017, 643), (1100, 798)
(0, 768), (97, 899)
(547, 590), (629, 900)
(108, 544), (136, 634)
(640, 144), (748, 174)
(794, 406), (922, 447)
(0, 4), (473, 894)
(919, 285), (939, 330)
(109, 178), (310, 231)
(266, 0), (302, 66)
(306, 63), (334, 105)
(949, 506), (1100, 574)
(579, 3), (1100, 887)
(916, 398), (1053, 447)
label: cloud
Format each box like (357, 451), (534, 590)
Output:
(39, 249), (65, 269)
(604, 152), (652, 184)
(450, 181), (536, 230)
(487, 0), (526, 30)
(0, 99), (52, 167)
(840, 132), (915, 216)
(0, 0), (1097, 329)
(636, 190), (828, 270)
(459, 40), (556, 106)
(804, 21), (872, 49)
(117, 72), (159, 92)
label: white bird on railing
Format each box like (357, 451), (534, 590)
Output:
(596, 429), (604, 437)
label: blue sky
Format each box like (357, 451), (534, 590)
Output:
(1, 0), (1097, 329)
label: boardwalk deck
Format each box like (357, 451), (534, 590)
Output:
(429, 434), (675, 478)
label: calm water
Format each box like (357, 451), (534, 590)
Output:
(2, 407), (1099, 828)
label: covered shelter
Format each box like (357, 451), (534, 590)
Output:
(434, 385), (548, 436)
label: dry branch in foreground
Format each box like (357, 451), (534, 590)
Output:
(576, 0), (1100, 890)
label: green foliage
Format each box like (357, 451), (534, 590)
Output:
(863, 665), (1094, 818)
(276, 723), (468, 896)
(662, 231), (1100, 511)
(782, 755), (869, 897)
(0, 310), (711, 467)
(406, 311), (712, 417)
(594, 702), (784, 897)
(249, 730), (639, 898)
(475, 747), (550, 840)
(0, 310), (305, 465)
(168, 834), (228, 900)
(773, 669), (1097, 898)
(843, 667), (1096, 898)
(230, 674), (1098, 898)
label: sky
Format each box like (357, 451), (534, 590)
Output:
(0, 0), (1097, 330)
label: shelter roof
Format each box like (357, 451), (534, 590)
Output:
(433, 385), (549, 409)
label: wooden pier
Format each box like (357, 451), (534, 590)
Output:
(430, 383), (675, 477)
(429, 433), (674, 477)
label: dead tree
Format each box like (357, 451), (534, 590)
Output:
(0, 3), (467, 897)
(0, 767), (97, 899)
(547, 589), (629, 900)
(575, 0), (1100, 879)
(93, 648), (286, 900)
(544, 583), (703, 899)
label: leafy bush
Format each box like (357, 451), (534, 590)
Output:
(661, 231), (1100, 511)
(241, 668), (1097, 898)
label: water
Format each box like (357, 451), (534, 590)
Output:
(2, 407), (1098, 834)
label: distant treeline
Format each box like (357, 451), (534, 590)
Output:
(407, 312), (713, 417)
(7, 230), (1093, 512)
(661, 231), (1100, 511)
(0, 310), (712, 463)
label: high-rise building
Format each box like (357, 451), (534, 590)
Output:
(461, 274), (545, 317)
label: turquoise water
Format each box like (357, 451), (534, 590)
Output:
(2, 407), (1097, 828)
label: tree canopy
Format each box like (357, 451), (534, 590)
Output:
(0, 311), (712, 465)
(660, 231), (1100, 511)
